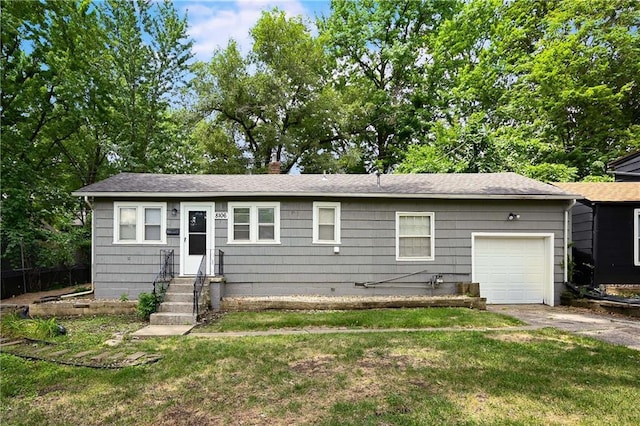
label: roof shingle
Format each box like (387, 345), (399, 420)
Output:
(73, 172), (575, 200)
(552, 182), (640, 202)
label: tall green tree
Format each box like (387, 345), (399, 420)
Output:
(192, 9), (340, 174)
(320, 0), (461, 172)
(396, 0), (639, 179)
(1, 0), (193, 269)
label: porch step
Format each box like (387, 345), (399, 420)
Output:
(165, 283), (193, 293)
(150, 312), (197, 326)
(163, 293), (194, 303)
(158, 302), (193, 314)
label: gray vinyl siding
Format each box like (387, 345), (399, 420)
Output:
(92, 197), (569, 304)
(215, 198), (567, 304)
(93, 199), (181, 299)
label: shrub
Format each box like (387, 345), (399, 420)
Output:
(0, 313), (64, 339)
(136, 292), (157, 320)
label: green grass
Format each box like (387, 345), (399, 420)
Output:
(195, 307), (523, 332)
(2, 314), (639, 425)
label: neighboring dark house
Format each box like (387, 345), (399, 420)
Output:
(553, 182), (640, 287)
(73, 172), (576, 306)
(609, 150), (640, 182)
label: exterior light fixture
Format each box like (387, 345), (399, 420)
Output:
(171, 208), (178, 217)
(507, 212), (520, 221)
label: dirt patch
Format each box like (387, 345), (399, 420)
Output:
(1, 285), (92, 306)
(158, 406), (224, 426)
(289, 354), (337, 375)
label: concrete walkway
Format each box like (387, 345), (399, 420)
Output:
(131, 305), (640, 351)
(488, 305), (640, 350)
(189, 325), (539, 338)
(132, 325), (195, 337)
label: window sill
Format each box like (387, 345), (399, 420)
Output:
(396, 257), (435, 262)
(113, 241), (167, 245)
(226, 241), (282, 245)
(312, 241), (341, 245)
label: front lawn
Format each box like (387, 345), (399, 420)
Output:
(195, 307), (523, 332)
(2, 313), (639, 425)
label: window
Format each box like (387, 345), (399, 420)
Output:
(114, 202), (166, 244)
(635, 209), (640, 266)
(396, 212), (434, 261)
(313, 202), (341, 244)
(228, 202), (280, 244)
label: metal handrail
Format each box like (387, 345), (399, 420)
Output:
(217, 249), (224, 277)
(153, 249), (174, 308)
(193, 253), (207, 316)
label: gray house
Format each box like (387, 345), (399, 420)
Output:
(73, 172), (576, 306)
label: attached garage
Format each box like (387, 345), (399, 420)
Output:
(472, 233), (554, 305)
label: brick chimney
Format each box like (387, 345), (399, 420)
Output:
(268, 161), (281, 174)
(268, 151), (281, 174)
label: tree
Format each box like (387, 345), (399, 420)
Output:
(320, 0), (461, 172)
(395, 0), (639, 179)
(192, 10), (340, 174)
(1, 0), (193, 269)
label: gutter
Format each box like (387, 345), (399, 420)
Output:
(564, 199), (577, 283)
(62, 196), (95, 299)
(72, 191), (577, 201)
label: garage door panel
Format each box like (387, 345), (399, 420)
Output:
(474, 236), (549, 304)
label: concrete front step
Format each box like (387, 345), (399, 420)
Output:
(158, 302), (193, 314)
(163, 293), (194, 303)
(165, 283), (193, 293)
(150, 312), (197, 326)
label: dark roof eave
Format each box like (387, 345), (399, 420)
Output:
(72, 190), (576, 201)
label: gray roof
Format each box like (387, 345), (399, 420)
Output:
(72, 172), (576, 200)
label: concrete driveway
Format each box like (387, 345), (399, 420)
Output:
(488, 304), (640, 351)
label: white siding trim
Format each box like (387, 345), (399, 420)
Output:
(471, 232), (555, 306)
(113, 202), (166, 244)
(227, 202), (281, 245)
(312, 202), (341, 244)
(395, 211), (435, 262)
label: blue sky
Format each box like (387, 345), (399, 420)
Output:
(178, 0), (331, 61)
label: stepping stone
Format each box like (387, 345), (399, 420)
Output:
(108, 352), (126, 360)
(124, 352), (147, 362)
(33, 346), (55, 354)
(73, 350), (95, 359)
(49, 349), (70, 357)
(90, 352), (111, 362)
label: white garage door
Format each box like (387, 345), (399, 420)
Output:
(473, 235), (551, 304)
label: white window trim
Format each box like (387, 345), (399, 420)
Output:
(395, 211), (435, 261)
(113, 202), (166, 244)
(635, 208), (640, 266)
(312, 201), (341, 244)
(227, 202), (281, 244)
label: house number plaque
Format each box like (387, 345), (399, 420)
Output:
(214, 212), (229, 220)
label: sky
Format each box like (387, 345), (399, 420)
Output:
(178, 0), (332, 61)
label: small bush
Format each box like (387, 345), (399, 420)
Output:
(0, 313), (26, 338)
(120, 293), (129, 302)
(137, 292), (157, 320)
(0, 313), (64, 339)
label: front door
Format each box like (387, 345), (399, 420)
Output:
(181, 203), (214, 275)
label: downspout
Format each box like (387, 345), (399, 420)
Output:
(564, 199), (577, 283)
(61, 196), (95, 299)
